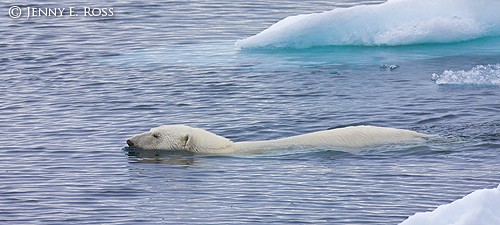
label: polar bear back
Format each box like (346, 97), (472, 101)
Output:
(265, 125), (429, 148)
(127, 125), (430, 153)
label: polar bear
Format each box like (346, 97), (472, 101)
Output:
(126, 125), (430, 154)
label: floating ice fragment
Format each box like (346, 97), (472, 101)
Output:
(400, 183), (500, 225)
(389, 65), (400, 71)
(432, 64), (500, 85)
(236, 0), (500, 49)
(379, 64), (399, 71)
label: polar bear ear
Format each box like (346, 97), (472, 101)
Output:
(181, 134), (191, 148)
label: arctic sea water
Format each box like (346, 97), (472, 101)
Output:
(1, 0), (499, 224)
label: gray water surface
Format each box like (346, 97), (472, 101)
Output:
(1, 0), (499, 224)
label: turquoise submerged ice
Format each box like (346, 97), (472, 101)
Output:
(236, 0), (500, 49)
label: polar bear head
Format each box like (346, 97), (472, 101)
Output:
(126, 125), (233, 153)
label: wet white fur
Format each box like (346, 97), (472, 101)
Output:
(127, 125), (430, 154)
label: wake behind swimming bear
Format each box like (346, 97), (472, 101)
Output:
(126, 125), (430, 154)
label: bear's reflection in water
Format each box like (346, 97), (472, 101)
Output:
(123, 147), (198, 166)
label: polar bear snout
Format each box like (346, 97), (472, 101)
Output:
(126, 139), (135, 147)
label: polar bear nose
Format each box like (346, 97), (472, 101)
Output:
(126, 139), (134, 147)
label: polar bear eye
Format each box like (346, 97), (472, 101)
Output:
(152, 133), (160, 138)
